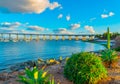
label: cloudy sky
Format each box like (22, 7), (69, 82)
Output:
(0, 0), (120, 34)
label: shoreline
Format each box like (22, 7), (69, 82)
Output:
(0, 52), (120, 84)
(0, 49), (104, 73)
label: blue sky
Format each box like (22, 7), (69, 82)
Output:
(0, 0), (120, 34)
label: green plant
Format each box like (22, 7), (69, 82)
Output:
(49, 77), (55, 84)
(64, 52), (107, 84)
(107, 27), (111, 49)
(65, 57), (69, 62)
(101, 49), (118, 68)
(114, 47), (120, 51)
(59, 56), (62, 63)
(18, 66), (55, 84)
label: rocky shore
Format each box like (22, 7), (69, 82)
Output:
(0, 52), (120, 84)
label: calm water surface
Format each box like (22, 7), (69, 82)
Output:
(0, 40), (105, 71)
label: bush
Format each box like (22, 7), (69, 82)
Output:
(114, 47), (120, 51)
(101, 49), (118, 68)
(64, 52), (107, 84)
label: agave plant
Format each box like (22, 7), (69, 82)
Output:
(59, 56), (62, 63)
(18, 66), (55, 84)
(101, 49), (118, 68)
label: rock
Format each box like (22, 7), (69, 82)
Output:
(18, 70), (25, 75)
(0, 72), (9, 81)
(10, 65), (20, 71)
(24, 60), (35, 67)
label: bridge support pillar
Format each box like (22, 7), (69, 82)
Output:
(43, 35), (46, 40)
(49, 35), (52, 40)
(55, 35), (59, 40)
(16, 34), (19, 40)
(24, 34), (26, 41)
(62, 35), (65, 40)
(82, 36), (87, 41)
(8, 34), (12, 40)
(30, 35), (32, 40)
(75, 36), (79, 40)
(68, 36), (72, 40)
(36, 35), (39, 41)
(89, 36), (94, 40)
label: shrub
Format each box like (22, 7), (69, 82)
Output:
(64, 52), (107, 84)
(101, 49), (118, 68)
(114, 47), (120, 51)
(18, 66), (55, 84)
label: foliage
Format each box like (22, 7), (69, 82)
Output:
(59, 56), (62, 63)
(101, 49), (118, 68)
(114, 47), (120, 51)
(107, 27), (110, 49)
(95, 32), (120, 40)
(65, 57), (69, 62)
(49, 77), (55, 84)
(64, 52), (107, 84)
(18, 66), (55, 84)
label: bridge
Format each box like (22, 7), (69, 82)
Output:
(0, 33), (96, 42)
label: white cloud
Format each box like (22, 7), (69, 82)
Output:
(49, 2), (61, 10)
(70, 23), (80, 30)
(0, 0), (62, 13)
(53, 28), (73, 34)
(58, 14), (63, 19)
(0, 22), (50, 33)
(66, 15), (70, 21)
(0, 22), (21, 28)
(27, 25), (48, 31)
(84, 25), (95, 33)
(109, 12), (115, 16)
(89, 17), (96, 22)
(101, 14), (109, 18)
(101, 11), (115, 18)
(0, 28), (26, 33)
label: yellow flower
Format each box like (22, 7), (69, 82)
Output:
(49, 59), (55, 63)
(34, 71), (38, 80)
(56, 61), (60, 64)
(59, 56), (62, 60)
(42, 72), (47, 78)
(65, 57), (69, 61)
(42, 65), (46, 70)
